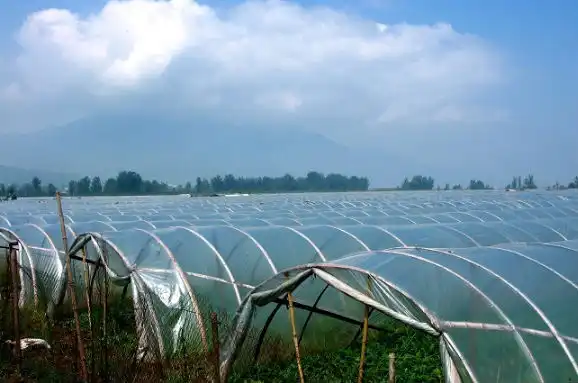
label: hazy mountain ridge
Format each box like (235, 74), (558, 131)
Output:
(0, 114), (417, 186)
(0, 165), (79, 186)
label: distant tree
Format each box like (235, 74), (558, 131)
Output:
(0, 170), (370, 197)
(444, 184), (450, 191)
(509, 176), (518, 190)
(90, 176), (103, 194)
(68, 180), (77, 196)
(468, 180), (491, 190)
(31, 177), (42, 196)
(116, 171), (143, 194)
(210, 175), (224, 192)
(452, 184), (462, 190)
(103, 178), (117, 195)
(505, 174), (537, 190)
(568, 177), (578, 189)
(0, 177), (56, 197)
(190, 171), (369, 195)
(46, 183), (57, 196)
(76, 176), (91, 195)
(401, 175), (435, 191)
(223, 174), (237, 191)
(194, 177), (211, 194)
(306, 171), (325, 190)
(16, 182), (31, 197)
(523, 174), (537, 189)
(281, 174), (298, 191)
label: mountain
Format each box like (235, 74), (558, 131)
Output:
(0, 113), (416, 186)
(0, 165), (79, 187)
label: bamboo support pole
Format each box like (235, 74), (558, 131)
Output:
(388, 353), (395, 383)
(56, 192), (88, 382)
(285, 272), (305, 383)
(211, 312), (221, 383)
(81, 247), (93, 332)
(9, 242), (22, 373)
(357, 304), (370, 383)
(80, 245), (95, 381)
(102, 243), (109, 381)
(357, 276), (372, 383)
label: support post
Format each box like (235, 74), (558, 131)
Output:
(100, 242), (110, 382)
(56, 191), (88, 382)
(211, 312), (220, 383)
(357, 304), (370, 383)
(285, 272), (305, 383)
(81, 246), (93, 332)
(388, 353), (396, 383)
(357, 276), (372, 383)
(9, 241), (21, 373)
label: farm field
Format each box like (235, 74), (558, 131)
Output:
(1, 190), (577, 382)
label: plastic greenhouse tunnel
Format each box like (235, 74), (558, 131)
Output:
(219, 243), (578, 383)
(2, 191), (578, 382)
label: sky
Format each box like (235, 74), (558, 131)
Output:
(0, 0), (576, 186)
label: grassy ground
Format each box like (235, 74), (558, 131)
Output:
(231, 318), (443, 383)
(0, 269), (443, 382)
(1, 307), (443, 382)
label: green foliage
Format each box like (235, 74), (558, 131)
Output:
(231, 319), (443, 383)
(506, 174), (537, 190)
(442, 183), (466, 190)
(568, 176), (578, 189)
(1, 296), (444, 382)
(468, 179), (491, 190)
(196, 171), (370, 195)
(0, 170), (370, 197)
(401, 175), (435, 191)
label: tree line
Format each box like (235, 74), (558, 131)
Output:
(548, 176), (578, 191)
(399, 174), (550, 191)
(399, 176), (493, 191)
(3, 171), (578, 197)
(505, 174), (537, 190)
(401, 173), (578, 191)
(0, 170), (370, 197)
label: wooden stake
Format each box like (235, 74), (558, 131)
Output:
(285, 272), (305, 383)
(56, 191), (88, 382)
(102, 244), (109, 381)
(388, 353), (395, 383)
(357, 304), (370, 383)
(81, 247), (93, 332)
(80, 245), (96, 382)
(211, 312), (220, 383)
(357, 276), (372, 383)
(9, 241), (21, 373)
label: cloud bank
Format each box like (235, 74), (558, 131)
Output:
(0, 0), (505, 137)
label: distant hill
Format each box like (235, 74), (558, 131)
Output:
(0, 165), (79, 187)
(0, 113), (417, 185)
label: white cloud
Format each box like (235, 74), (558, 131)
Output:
(255, 91), (302, 111)
(0, 0), (505, 137)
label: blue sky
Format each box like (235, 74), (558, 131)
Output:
(309, 0), (578, 119)
(0, 0), (576, 186)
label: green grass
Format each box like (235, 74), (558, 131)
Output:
(1, 305), (444, 382)
(0, 266), (444, 382)
(230, 318), (443, 383)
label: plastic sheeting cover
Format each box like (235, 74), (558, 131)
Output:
(221, 241), (578, 382)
